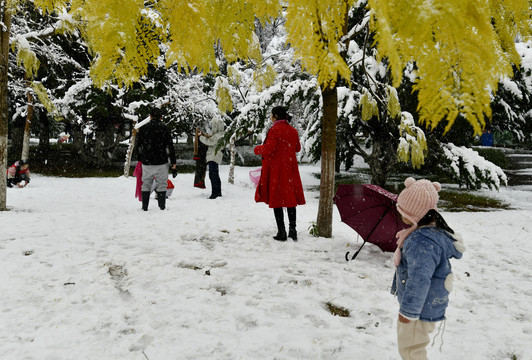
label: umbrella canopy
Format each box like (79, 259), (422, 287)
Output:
(334, 184), (409, 261)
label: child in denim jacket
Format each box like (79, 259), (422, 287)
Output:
(392, 177), (465, 360)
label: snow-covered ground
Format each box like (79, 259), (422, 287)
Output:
(2, 163), (532, 360)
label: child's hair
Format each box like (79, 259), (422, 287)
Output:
(271, 106), (292, 122)
(418, 209), (454, 234)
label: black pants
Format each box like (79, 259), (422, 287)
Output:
(273, 207), (296, 229)
(7, 173), (29, 188)
(208, 161), (222, 197)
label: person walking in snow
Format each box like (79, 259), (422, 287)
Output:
(198, 116), (225, 199)
(391, 177), (465, 360)
(7, 160), (31, 188)
(254, 106), (305, 241)
(136, 107), (177, 211)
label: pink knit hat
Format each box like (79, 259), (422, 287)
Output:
(393, 177), (441, 266)
(397, 177), (441, 226)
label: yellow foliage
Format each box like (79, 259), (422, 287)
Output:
(159, 0), (279, 73)
(31, 82), (63, 121)
(397, 112), (427, 169)
(227, 65), (242, 86)
(253, 0), (282, 23)
(360, 90), (379, 121)
(386, 86), (401, 119)
(68, 0), (162, 88)
(27, 0), (530, 143)
(285, 0), (356, 89)
(214, 77), (233, 113)
(367, 0), (532, 135)
(12, 37), (40, 79)
(253, 63), (277, 92)
(32, 0), (68, 14)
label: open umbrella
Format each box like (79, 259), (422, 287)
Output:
(333, 184), (409, 261)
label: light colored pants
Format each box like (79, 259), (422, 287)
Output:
(397, 319), (436, 360)
(141, 164), (169, 192)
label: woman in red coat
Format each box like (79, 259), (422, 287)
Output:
(254, 106), (305, 241)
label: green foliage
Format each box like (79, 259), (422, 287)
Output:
(438, 190), (512, 212)
(474, 147), (511, 169)
(308, 222), (320, 237)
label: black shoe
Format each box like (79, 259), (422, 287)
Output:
(288, 227), (297, 241)
(208, 194), (222, 199)
(273, 230), (287, 241)
(141, 191), (150, 211)
(156, 191), (166, 210)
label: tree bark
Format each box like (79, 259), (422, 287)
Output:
(123, 128), (137, 177)
(93, 120), (115, 168)
(228, 133), (235, 185)
(316, 86), (337, 237)
(0, 7), (12, 211)
(38, 110), (50, 161)
(21, 80), (34, 161)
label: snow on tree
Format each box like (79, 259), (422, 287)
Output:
(441, 143), (508, 190)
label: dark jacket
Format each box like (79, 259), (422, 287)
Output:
(136, 119), (176, 165)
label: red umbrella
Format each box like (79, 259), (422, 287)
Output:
(333, 184), (409, 261)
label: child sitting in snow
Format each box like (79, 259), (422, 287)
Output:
(7, 160), (31, 188)
(392, 177), (465, 360)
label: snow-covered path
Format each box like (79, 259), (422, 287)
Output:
(1, 165), (531, 360)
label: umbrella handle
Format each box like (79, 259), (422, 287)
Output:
(345, 240), (367, 262)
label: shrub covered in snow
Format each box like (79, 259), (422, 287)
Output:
(441, 143), (508, 190)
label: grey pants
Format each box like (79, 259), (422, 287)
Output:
(141, 164), (169, 192)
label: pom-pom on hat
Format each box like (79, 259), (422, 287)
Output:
(397, 177), (441, 226)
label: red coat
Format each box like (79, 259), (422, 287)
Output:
(254, 120), (306, 208)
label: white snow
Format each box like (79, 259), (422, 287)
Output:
(2, 164), (531, 360)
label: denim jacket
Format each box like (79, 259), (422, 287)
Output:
(391, 226), (465, 322)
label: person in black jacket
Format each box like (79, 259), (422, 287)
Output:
(136, 107), (177, 211)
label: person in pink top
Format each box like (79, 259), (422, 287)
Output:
(7, 160), (31, 188)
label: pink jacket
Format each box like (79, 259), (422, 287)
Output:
(7, 161), (31, 180)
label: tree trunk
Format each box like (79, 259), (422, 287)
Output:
(94, 120), (115, 168)
(21, 80), (34, 161)
(123, 128), (137, 177)
(316, 86), (337, 237)
(71, 121), (86, 165)
(0, 7), (12, 211)
(38, 110), (50, 162)
(366, 117), (400, 187)
(228, 133), (235, 185)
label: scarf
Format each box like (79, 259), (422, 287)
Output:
(393, 224), (417, 267)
